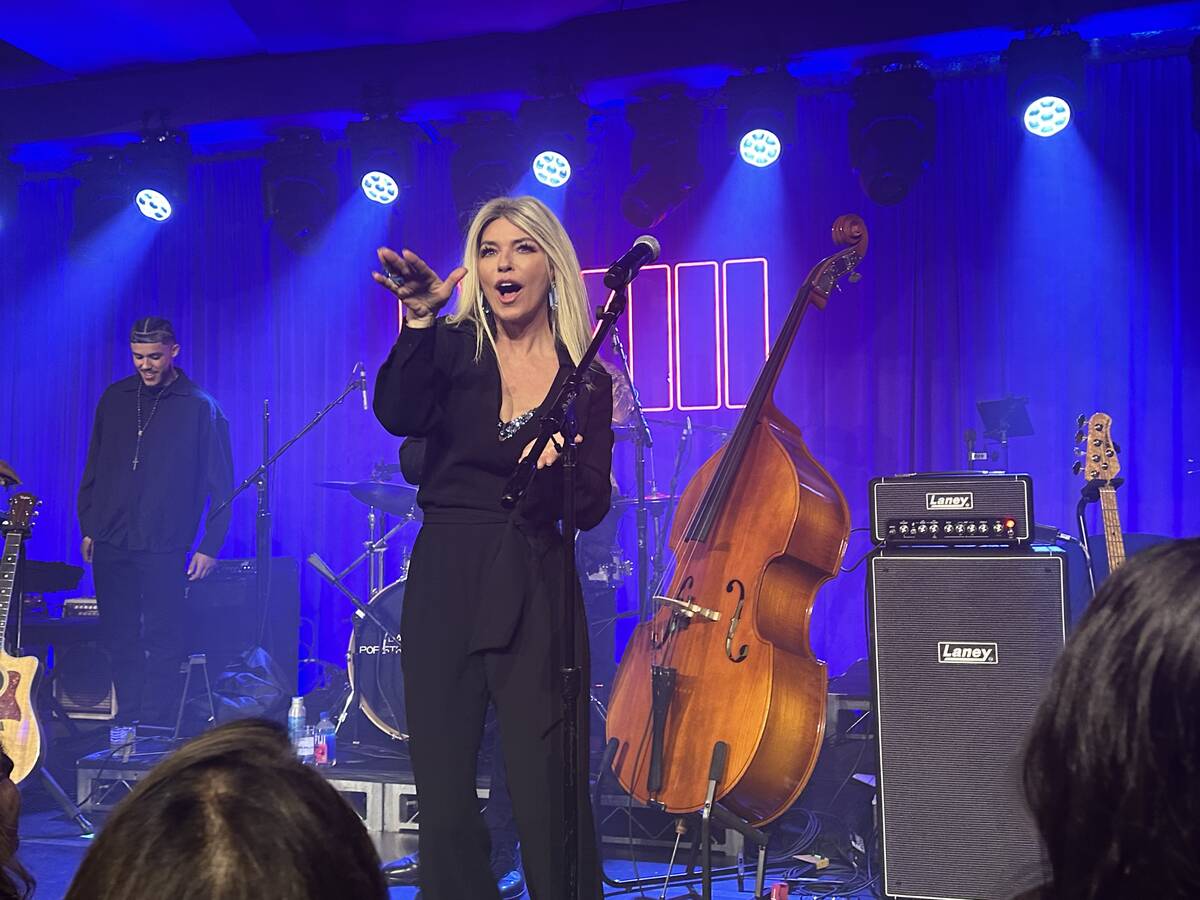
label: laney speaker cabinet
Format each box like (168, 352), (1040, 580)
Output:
(868, 548), (1066, 900)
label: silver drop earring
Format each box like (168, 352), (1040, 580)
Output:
(548, 282), (559, 311)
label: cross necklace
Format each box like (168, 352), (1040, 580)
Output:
(133, 375), (174, 471)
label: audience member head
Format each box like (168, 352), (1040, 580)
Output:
(65, 718), (386, 900)
(0, 745), (32, 900)
(1024, 537), (1200, 900)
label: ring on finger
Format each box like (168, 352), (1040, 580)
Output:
(385, 270), (406, 287)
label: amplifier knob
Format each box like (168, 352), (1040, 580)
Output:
(917, 523), (928, 534)
(966, 523), (976, 534)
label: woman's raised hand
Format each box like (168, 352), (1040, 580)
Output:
(373, 247), (468, 323)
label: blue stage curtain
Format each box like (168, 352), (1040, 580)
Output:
(1, 54), (1196, 678)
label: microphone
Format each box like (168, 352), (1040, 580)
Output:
(603, 235), (661, 290)
(355, 362), (368, 411)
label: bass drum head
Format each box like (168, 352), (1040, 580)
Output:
(347, 578), (407, 740)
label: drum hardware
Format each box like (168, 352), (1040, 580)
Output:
(603, 319), (658, 620)
(610, 491), (679, 509)
(306, 554), (406, 739)
(584, 550), (634, 589)
(314, 480), (417, 518)
(316, 475), (419, 600)
(308, 469), (419, 741)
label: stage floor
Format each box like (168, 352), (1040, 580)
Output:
(17, 804), (878, 899)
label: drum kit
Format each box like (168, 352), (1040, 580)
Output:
(309, 421), (728, 744)
(306, 466), (420, 742)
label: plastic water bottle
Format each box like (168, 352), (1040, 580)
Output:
(287, 696), (307, 753)
(314, 711), (337, 767)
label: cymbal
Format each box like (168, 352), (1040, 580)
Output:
(612, 491), (679, 509)
(317, 481), (417, 517)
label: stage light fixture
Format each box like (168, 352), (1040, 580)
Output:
(135, 188), (172, 221)
(125, 130), (191, 220)
(621, 87), (702, 228)
(449, 112), (525, 222)
(1024, 96), (1071, 137)
(261, 127), (337, 252)
(739, 129), (781, 167)
(532, 150), (571, 187)
(848, 60), (936, 205)
(347, 113), (423, 206)
(721, 69), (798, 168)
(516, 93), (593, 189)
(360, 171), (399, 204)
(1005, 32), (1086, 137)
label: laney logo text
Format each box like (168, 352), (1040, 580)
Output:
(926, 492), (973, 511)
(938, 642), (998, 664)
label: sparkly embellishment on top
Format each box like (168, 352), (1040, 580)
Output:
(498, 409), (536, 441)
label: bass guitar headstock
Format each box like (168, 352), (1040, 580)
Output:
(1073, 412), (1122, 487)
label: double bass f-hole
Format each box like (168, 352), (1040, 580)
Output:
(724, 579), (748, 662)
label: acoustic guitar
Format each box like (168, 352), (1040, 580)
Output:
(1074, 412), (1126, 574)
(0, 492), (45, 783)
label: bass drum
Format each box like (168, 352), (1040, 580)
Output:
(347, 578), (407, 740)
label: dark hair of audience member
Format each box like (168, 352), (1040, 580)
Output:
(1024, 537), (1200, 900)
(0, 746), (33, 900)
(65, 718), (387, 900)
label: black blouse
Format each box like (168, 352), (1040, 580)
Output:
(373, 319), (613, 532)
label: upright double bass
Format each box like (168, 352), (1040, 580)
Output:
(605, 215), (868, 826)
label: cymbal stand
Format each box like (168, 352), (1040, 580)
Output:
(608, 322), (655, 619)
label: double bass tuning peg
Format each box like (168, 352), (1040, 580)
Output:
(1072, 461), (1082, 475)
(1076, 414), (1087, 427)
(1073, 431), (1084, 444)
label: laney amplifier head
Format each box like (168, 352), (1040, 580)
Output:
(869, 472), (1034, 546)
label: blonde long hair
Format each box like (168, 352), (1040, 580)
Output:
(447, 196), (593, 365)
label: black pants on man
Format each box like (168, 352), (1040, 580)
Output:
(92, 541), (188, 725)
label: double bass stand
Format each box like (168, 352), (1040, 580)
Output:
(593, 707), (771, 898)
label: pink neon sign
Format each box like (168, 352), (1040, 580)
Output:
(401, 258), (770, 412)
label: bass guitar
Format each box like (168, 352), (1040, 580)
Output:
(1074, 412), (1126, 574)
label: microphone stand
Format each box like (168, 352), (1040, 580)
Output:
(207, 368), (367, 656)
(501, 283), (632, 900)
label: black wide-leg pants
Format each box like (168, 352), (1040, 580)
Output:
(91, 541), (188, 725)
(401, 521), (600, 900)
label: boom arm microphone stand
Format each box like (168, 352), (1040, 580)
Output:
(206, 366), (393, 655)
(501, 280), (635, 900)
